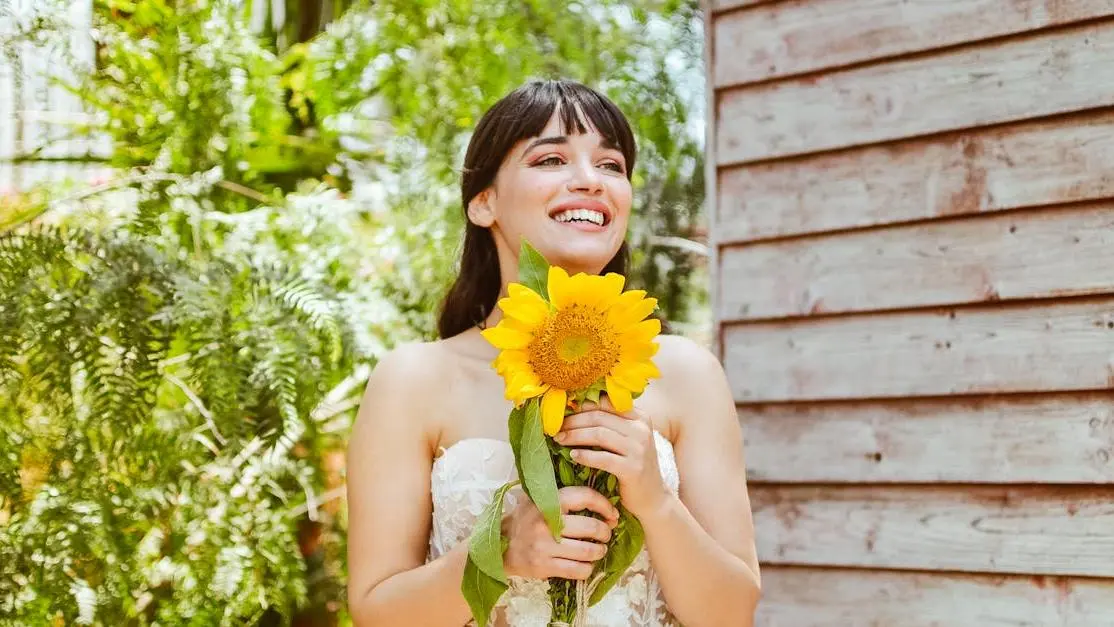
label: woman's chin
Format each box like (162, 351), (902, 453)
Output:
(545, 247), (622, 276)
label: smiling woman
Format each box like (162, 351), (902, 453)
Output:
(345, 79), (760, 627)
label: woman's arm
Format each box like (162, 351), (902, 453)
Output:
(346, 344), (474, 627)
(556, 335), (760, 627)
(642, 336), (760, 626)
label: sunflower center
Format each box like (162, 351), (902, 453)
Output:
(528, 304), (620, 390)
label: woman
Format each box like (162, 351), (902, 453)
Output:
(346, 79), (760, 626)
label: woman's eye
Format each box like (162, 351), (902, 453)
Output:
(535, 156), (564, 166)
(600, 161), (625, 173)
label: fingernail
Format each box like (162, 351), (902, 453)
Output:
(554, 432), (566, 442)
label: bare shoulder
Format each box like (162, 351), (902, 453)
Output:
(652, 334), (736, 442)
(360, 340), (451, 404)
(654, 333), (728, 395)
(350, 340), (456, 455)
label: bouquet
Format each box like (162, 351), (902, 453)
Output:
(461, 241), (662, 626)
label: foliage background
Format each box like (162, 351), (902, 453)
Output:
(0, 0), (708, 624)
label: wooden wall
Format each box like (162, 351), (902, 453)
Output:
(704, 1), (1114, 623)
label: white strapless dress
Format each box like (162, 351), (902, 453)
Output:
(427, 431), (682, 626)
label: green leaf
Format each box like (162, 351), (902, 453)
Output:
(467, 479), (519, 584)
(517, 398), (563, 538)
(605, 474), (618, 493)
(577, 464), (592, 481)
(558, 457), (576, 486)
(507, 404), (528, 485)
(585, 385), (603, 405)
(462, 554), (509, 627)
(517, 239), (549, 297)
(571, 379), (607, 407)
(590, 508), (645, 606)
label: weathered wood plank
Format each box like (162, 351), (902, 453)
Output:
(753, 486), (1114, 576)
(704, 0), (724, 360)
(710, 0), (773, 13)
(757, 567), (1114, 627)
(716, 111), (1114, 243)
(720, 203), (1114, 321)
(715, 0), (1114, 86)
(716, 21), (1114, 164)
(741, 393), (1114, 483)
(723, 298), (1114, 402)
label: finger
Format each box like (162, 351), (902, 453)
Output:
(561, 514), (614, 542)
(551, 538), (608, 564)
(558, 486), (620, 521)
(596, 395), (643, 421)
(570, 448), (627, 478)
(555, 425), (629, 455)
(550, 557), (594, 581)
(560, 409), (633, 434)
(578, 398), (623, 418)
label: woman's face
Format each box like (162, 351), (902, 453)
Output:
(472, 110), (633, 277)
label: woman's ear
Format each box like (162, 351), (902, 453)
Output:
(467, 190), (496, 227)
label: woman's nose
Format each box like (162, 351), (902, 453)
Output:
(566, 161), (603, 194)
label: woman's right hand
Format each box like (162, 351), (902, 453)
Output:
(502, 486), (620, 580)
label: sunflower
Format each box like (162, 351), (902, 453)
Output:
(482, 266), (662, 436)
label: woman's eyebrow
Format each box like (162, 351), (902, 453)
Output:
(522, 135), (620, 155)
(523, 136), (569, 154)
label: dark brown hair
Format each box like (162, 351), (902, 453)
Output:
(437, 79), (637, 339)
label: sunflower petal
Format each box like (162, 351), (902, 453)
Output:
(598, 273), (626, 307)
(541, 388), (567, 436)
(613, 290), (648, 309)
(621, 341), (660, 362)
(509, 282), (551, 306)
(505, 373), (535, 398)
(547, 266), (572, 309)
(511, 385), (548, 404)
(566, 273), (603, 309)
(610, 361), (657, 392)
(507, 367), (542, 389)
(499, 293), (549, 327)
(610, 296), (658, 328)
(496, 354), (533, 381)
(605, 377), (633, 413)
(493, 349), (530, 373)
(621, 319), (661, 345)
(482, 325), (532, 350)
(507, 372), (548, 403)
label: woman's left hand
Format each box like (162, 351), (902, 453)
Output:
(554, 396), (670, 520)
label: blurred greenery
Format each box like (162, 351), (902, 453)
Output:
(0, 0), (707, 624)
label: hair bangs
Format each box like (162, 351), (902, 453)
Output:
(553, 83), (635, 174)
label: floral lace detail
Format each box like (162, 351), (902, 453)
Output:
(427, 431), (682, 626)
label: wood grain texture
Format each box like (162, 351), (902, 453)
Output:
(717, 110), (1114, 244)
(741, 393), (1114, 483)
(704, 0), (724, 360)
(714, 0), (1114, 86)
(719, 203), (1114, 321)
(757, 567), (1114, 626)
(723, 298), (1114, 402)
(710, 0), (774, 13)
(753, 485), (1114, 576)
(716, 21), (1114, 164)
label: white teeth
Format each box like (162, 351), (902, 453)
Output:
(554, 208), (605, 226)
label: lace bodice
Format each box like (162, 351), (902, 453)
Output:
(427, 431), (681, 626)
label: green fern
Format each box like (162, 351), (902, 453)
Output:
(0, 224), (359, 625)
